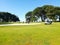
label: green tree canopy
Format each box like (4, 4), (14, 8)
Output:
(25, 11), (32, 22)
(0, 12), (20, 22)
(25, 5), (60, 22)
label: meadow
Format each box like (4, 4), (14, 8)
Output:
(0, 22), (60, 45)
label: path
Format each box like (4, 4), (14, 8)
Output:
(0, 23), (41, 26)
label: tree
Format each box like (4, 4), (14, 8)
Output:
(33, 7), (42, 17)
(42, 5), (55, 19)
(33, 7), (46, 21)
(25, 11), (32, 22)
(25, 5), (60, 22)
(54, 7), (60, 15)
(0, 12), (20, 22)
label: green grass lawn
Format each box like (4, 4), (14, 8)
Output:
(0, 22), (60, 45)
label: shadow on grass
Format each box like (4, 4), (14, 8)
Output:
(0, 22), (13, 24)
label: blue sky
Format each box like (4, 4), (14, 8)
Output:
(0, 0), (60, 21)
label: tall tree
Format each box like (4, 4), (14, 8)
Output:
(25, 5), (60, 22)
(42, 5), (55, 19)
(25, 11), (32, 22)
(33, 7), (46, 21)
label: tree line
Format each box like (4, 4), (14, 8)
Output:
(0, 12), (20, 22)
(25, 5), (60, 22)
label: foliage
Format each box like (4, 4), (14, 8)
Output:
(25, 11), (33, 22)
(0, 12), (20, 22)
(25, 5), (60, 22)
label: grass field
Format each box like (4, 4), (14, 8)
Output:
(0, 22), (60, 45)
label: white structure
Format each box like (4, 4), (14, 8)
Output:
(55, 15), (60, 21)
(45, 18), (52, 24)
(37, 17), (42, 22)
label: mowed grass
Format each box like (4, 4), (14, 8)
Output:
(0, 22), (60, 45)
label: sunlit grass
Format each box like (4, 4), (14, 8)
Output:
(0, 22), (60, 45)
